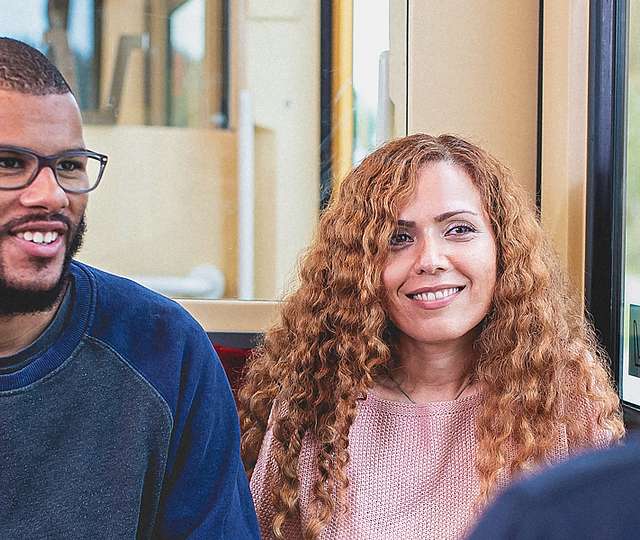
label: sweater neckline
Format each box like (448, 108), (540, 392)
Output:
(364, 387), (483, 416)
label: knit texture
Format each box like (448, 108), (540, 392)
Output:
(251, 390), (609, 540)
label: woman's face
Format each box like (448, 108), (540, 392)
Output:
(382, 161), (497, 347)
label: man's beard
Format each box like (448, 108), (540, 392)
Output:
(0, 215), (86, 316)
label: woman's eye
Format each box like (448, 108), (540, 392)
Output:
(390, 231), (413, 246)
(446, 224), (477, 236)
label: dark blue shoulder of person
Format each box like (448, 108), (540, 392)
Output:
(71, 261), (259, 539)
(466, 434), (640, 540)
(79, 260), (212, 415)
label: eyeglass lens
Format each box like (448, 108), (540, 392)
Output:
(0, 148), (102, 192)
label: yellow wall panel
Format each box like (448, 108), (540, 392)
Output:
(407, 0), (539, 199)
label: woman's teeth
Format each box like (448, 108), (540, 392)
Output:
(412, 287), (461, 302)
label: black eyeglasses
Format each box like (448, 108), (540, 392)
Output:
(0, 145), (108, 194)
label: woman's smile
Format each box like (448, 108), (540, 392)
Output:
(406, 285), (465, 309)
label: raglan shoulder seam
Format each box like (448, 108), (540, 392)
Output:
(85, 335), (174, 430)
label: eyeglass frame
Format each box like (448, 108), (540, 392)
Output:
(0, 145), (109, 194)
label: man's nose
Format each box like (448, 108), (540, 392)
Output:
(18, 167), (69, 212)
(413, 238), (449, 275)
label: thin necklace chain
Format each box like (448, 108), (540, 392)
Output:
(387, 371), (474, 404)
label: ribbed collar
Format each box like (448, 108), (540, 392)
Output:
(0, 262), (94, 392)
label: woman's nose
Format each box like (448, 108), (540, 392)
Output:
(413, 239), (449, 275)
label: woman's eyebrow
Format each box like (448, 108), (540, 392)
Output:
(434, 210), (479, 222)
(396, 219), (415, 228)
(397, 211), (478, 227)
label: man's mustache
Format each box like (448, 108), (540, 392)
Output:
(1, 213), (73, 236)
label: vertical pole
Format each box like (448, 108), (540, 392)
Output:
(237, 89), (255, 299)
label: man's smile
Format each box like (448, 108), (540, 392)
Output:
(2, 216), (70, 260)
(7, 231), (65, 259)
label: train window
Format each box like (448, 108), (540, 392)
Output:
(168, 0), (220, 128)
(588, 0), (640, 415)
(0, 0), (100, 112)
(623, 1), (640, 406)
(352, 0), (391, 163)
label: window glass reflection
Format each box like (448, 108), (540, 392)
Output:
(352, 0), (390, 162)
(0, 0), (97, 110)
(169, 0), (206, 127)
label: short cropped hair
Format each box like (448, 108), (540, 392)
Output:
(0, 37), (71, 95)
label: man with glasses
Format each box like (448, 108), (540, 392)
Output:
(0, 38), (259, 539)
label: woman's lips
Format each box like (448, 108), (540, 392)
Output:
(406, 286), (464, 310)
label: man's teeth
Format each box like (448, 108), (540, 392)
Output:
(16, 231), (60, 245)
(412, 288), (460, 302)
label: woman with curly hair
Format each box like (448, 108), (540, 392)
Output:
(238, 133), (624, 540)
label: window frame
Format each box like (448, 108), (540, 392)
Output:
(584, 0), (640, 422)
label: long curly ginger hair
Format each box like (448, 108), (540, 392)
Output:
(238, 133), (624, 539)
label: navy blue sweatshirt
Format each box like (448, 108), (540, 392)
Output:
(0, 261), (259, 539)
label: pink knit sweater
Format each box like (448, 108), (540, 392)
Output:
(250, 391), (609, 540)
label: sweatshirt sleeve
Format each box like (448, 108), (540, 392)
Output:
(153, 329), (260, 539)
(465, 484), (537, 540)
(250, 413), (304, 540)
